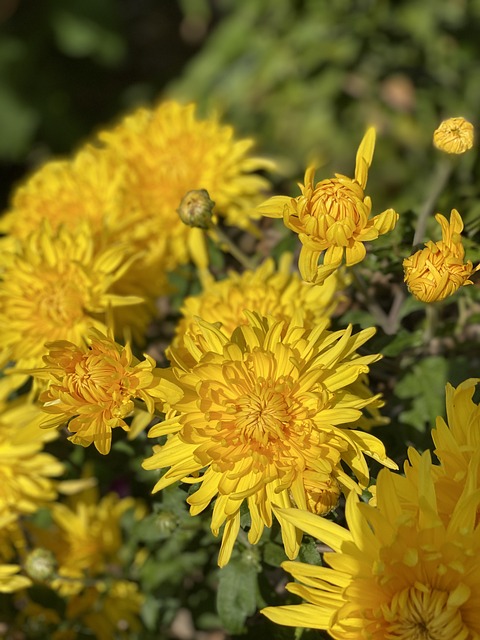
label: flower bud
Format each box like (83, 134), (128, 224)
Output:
(433, 117), (474, 154)
(177, 189), (215, 229)
(403, 210), (479, 303)
(24, 548), (57, 582)
(304, 476), (341, 516)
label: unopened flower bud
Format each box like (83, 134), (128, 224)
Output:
(155, 511), (178, 535)
(304, 477), (341, 516)
(177, 189), (215, 229)
(24, 548), (57, 582)
(433, 117), (474, 154)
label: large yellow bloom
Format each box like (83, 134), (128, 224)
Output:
(0, 222), (142, 371)
(0, 147), (168, 341)
(143, 312), (395, 566)
(258, 128), (398, 284)
(31, 329), (171, 454)
(0, 397), (64, 520)
(99, 100), (273, 271)
(0, 146), (127, 242)
(403, 209), (478, 303)
(173, 253), (346, 347)
(262, 454), (480, 639)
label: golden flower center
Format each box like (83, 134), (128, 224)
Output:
(37, 271), (88, 330)
(232, 380), (308, 447)
(314, 179), (361, 219)
(384, 586), (467, 640)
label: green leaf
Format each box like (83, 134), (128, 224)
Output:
(262, 541), (288, 567)
(217, 558), (258, 634)
(396, 356), (448, 431)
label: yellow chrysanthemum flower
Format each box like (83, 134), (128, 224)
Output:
(258, 128), (398, 284)
(393, 378), (480, 527)
(31, 328), (173, 454)
(29, 484), (143, 596)
(173, 253), (346, 347)
(0, 146), (127, 242)
(0, 514), (32, 593)
(403, 209), (478, 303)
(262, 454), (480, 639)
(66, 581), (144, 640)
(0, 147), (169, 341)
(99, 100), (274, 271)
(143, 312), (396, 566)
(433, 116), (475, 154)
(0, 397), (64, 520)
(0, 222), (142, 371)
(0, 563), (31, 593)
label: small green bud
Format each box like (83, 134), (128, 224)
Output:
(24, 548), (57, 582)
(155, 511), (178, 535)
(177, 189), (215, 229)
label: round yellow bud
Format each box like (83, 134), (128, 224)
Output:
(177, 189), (215, 229)
(433, 117), (474, 154)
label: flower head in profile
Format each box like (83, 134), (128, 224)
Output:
(262, 454), (480, 640)
(433, 117), (474, 154)
(0, 222), (143, 372)
(173, 253), (346, 348)
(31, 328), (169, 454)
(143, 312), (395, 566)
(258, 128), (398, 284)
(0, 397), (64, 520)
(99, 100), (274, 271)
(403, 209), (478, 303)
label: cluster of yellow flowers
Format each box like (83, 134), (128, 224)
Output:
(0, 97), (478, 638)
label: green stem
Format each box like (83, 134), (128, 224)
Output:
(211, 226), (258, 270)
(424, 303), (438, 343)
(413, 158), (452, 246)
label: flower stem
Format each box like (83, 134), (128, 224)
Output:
(413, 158), (452, 246)
(211, 226), (258, 270)
(424, 303), (438, 343)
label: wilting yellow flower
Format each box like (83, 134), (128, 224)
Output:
(173, 253), (346, 347)
(0, 222), (142, 371)
(99, 100), (273, 271)
(403, 209), (478, 303)
(31, 328), (170, 454)
(258, 128), (398, 284)
(143, 312), (395, 566)
(433, 116), (474, 154)
(262, 454), (480, 639)
(0, 397), (64, 519)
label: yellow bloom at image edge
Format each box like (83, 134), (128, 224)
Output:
(261, 453), (480, 639)
(403, 209), (479, 303)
